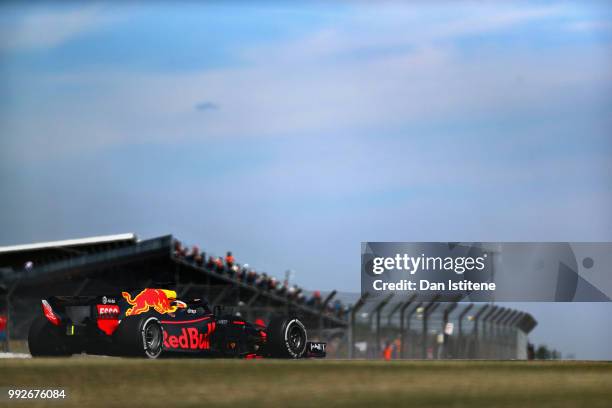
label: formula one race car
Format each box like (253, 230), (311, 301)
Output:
(28, 288), (326, 359)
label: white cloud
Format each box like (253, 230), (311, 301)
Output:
(241, 3), (567, 64)
(0, 6), (112, 51)
(3, 2), (611, 162)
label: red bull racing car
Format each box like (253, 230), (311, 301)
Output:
(28, 288), (326, 359)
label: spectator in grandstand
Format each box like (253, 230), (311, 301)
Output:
(246, 270), (257, 285)
(186, 245), (198, 261)
(204, 256), (215, 270)
(195, 250), (205, 266)
(175, 242), (189, 258)
(227, 264), (239, 278)
(214, 257), (224, 272)
(185, 246), (348, 313)
(238, 264), (248, 282)
(287, 285), (296, 298)
(307, 290), (322, 307)
(287, 285), (305, 303)
(256, 273), (268, 289)
(225, 251), (235, 268)
(173, 240), (183, 258)
(275, 281), (287, 296)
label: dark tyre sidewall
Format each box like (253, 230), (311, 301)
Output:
(283, 319), (307, 358)
(267, 317), (308, 358)
(114, 315), (164, 359)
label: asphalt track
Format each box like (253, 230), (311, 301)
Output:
(1, 358), (611, 408)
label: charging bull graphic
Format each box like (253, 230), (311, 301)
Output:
(122, 289), (186, 316)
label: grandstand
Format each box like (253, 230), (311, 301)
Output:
(0, 233), (536, 359)
(0, 234), (345, 340)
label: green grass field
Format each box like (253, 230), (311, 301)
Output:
(1, 359), (611, 408)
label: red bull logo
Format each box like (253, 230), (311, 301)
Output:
(163, 325), (214, 350)
(122, 289), (185, 316)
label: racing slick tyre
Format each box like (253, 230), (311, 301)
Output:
(266, 317), (307, 358)
(28, 316), (72, 357)
(113, 315), (164, 359)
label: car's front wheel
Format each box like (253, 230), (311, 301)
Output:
(266, 317), (307, 358)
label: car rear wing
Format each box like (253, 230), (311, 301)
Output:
(41, 295), (122, 329)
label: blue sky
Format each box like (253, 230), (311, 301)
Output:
(1, 1), (612, 358)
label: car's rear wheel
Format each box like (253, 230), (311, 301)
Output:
(114, 315), (164, 359)
(28, 316), (72, 357)
(266, 317), (307, 358)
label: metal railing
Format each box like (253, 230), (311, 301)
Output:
(341, 294), (536, 360)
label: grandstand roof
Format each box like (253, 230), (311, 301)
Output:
(0, 233), (137, 254)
